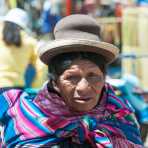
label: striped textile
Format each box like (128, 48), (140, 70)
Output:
(0, 83), (143, 147)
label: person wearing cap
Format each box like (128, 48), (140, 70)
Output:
(0, 8), (46, 89)
(0, 14), (143, 147)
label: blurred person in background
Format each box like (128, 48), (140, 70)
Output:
(40, 0), (63, 39)
(81, 0), (98, 16)
(0, 8), (45, 91)
(0, 0), (9, 17)
(81, 0), (114, 17)
(28, 0), (44, 36)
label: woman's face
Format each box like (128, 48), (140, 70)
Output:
(55, 59), (105, 112)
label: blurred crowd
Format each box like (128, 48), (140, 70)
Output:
(0, 0), (148, 101)
(0, 0), (125, 89)
(0, 0), (129, 37)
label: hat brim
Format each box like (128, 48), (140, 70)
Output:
(38, 39), (119, 65)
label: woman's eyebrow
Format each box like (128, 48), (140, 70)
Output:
(64, 69), (80, 74)
(87, 72), (101, 75)
(87, 67), (102, 73)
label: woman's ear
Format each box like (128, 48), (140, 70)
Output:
(52, 80), (61, 93)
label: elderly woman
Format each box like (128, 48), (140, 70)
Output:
(0, 14), (143, 148)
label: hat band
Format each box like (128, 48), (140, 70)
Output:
(55, 30), (101, 41)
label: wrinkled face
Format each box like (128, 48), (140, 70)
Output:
(55, 59), (105, 112)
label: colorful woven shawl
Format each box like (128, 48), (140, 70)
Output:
(33, 83), (143, 147)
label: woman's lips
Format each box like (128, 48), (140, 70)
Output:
(74, 97), (92, 102)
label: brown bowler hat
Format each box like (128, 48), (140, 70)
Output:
(38, 14), (119, 65)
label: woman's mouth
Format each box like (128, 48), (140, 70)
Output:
(74, 97), (92, 102)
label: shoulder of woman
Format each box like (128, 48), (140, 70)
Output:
(21, 31), (37, 46)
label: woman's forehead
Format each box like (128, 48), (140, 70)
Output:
(62, 58), (97, 67)
(65, 59), (103, 73)
(71, 59), (99, 67)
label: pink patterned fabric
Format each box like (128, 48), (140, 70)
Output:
(33, 84), (143, 147)
(34, 84), (108, 118)
(111, 136), (143, 148)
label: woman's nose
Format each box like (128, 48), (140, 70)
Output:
(75, 78), (90, 95)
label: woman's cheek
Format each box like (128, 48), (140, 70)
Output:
(61, 81), (75, 95)
(93, 83), (104, 93)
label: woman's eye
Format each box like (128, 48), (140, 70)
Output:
(87, 75), (103, 83)
(66, 75), (81, 82)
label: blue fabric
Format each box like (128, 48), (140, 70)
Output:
(137, 0), (148, 4)
(0, 86), (143, 147)
(24, 64), (36, 88)
(41, 10), (61, 34)
(117, 81), (148, 123)
(0, 94), (9, 123)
